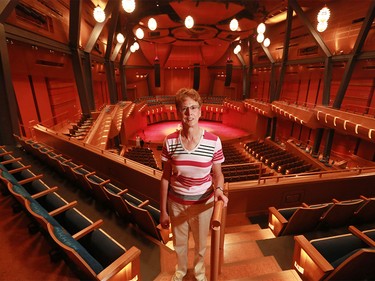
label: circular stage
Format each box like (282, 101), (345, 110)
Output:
(133, 121), (251, 145)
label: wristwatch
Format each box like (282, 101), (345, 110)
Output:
(215, 186), (224, 192)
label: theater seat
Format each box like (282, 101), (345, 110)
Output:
(47, 223), (141, 280)
(268, 203), (331, 236)
(125, 199), (167, 242)
(293, 231), (373, 280)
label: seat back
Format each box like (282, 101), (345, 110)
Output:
(125, 200), (161, 241)
(354, 197), (375, 224)
(282, 204), (330, 235)
(102, 184), (131, 219)
(324, 248), (375, 280)
(319, 199), (364, 229)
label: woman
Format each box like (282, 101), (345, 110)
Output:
(160, 88), (228, 281)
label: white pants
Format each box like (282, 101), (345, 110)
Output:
(168, 197), (214, 281)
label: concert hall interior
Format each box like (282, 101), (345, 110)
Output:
(1, 0), (375, 280)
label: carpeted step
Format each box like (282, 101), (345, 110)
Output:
(228, 269), (302, 281)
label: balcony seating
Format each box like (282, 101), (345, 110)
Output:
(13, 137), (169, 244)
(1, 144), (141, 281)
(268, 203), (331, 237)
(293, 226), (375, 280)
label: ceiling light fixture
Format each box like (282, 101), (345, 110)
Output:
(116, 33), (125, 44)
(317, 5), (330, 32)
(256, 33), (265, 43)
(257, 23), (266, 34)
(263, 38), (270, 47)
(122, 0), (135, 13)
(135, 27), (144, 39)
(148, 17), (157, 31)
(133, 41), (139, 50)
(317, 21), (328, 32)
(233, 44), (241, 54)
(93, 5), (105, 23)
(185, 15), (194, 29)
(317, 6), (330, 23)
(229, 18), (239, 31)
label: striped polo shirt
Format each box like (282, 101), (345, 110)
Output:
(161, 129), (225, 204)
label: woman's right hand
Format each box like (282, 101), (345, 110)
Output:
(160, 211), (170, 229)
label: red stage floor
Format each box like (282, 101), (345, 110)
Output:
(133, 121), (250, 145)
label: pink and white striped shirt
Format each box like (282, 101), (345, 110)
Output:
(161, 129), (225, 204)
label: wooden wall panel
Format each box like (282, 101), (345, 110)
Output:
(32, 76), (54, 127)
(46, 78), (81, 123)
(12, 74), (39, 137)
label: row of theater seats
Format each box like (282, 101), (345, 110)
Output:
(64, 115), (94, 140)
(124, 147), (160, 170)
(268, 196), (375, 237)
(14, 135), (171, 245)
(221, 144), (274, 182)
(244, 140), (320, 175)
(0, 145), (141, 280)
(293, 225), (375, 280)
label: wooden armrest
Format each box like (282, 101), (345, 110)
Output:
(72, 165), (84, 170)
(1, 157), (22, 165)
(0, 151), (13, 157)
(301, 202), (309, 208)
(49, 201), (78, 217)
(18, 174), (43, 185)
(84, 171), (96, 178)
(138, 200), (149, 208)
(62, 159), (72, 163)
(31, 186), (59, 199)
(268, 207), (288, 224)
(268, 206), (288, 236)
(359, 195), (368, 200)
(50, 153), (63, 159)
(348, 225), (375, 247)
(332, 198), (339, 203)
(96, 246), (141, 280)
(118, 189), (128, 196)
(294, 235), (334, 272)
(99, 179), (111, 186)
(72, 219), (104, 240)
(8, 165), (32, 174)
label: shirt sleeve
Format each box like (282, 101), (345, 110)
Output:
(212, 137), (225, 164)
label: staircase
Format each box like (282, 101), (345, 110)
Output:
(154, 215), (301, 281)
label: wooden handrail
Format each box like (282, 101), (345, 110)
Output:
(210, 199), (225, 281)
